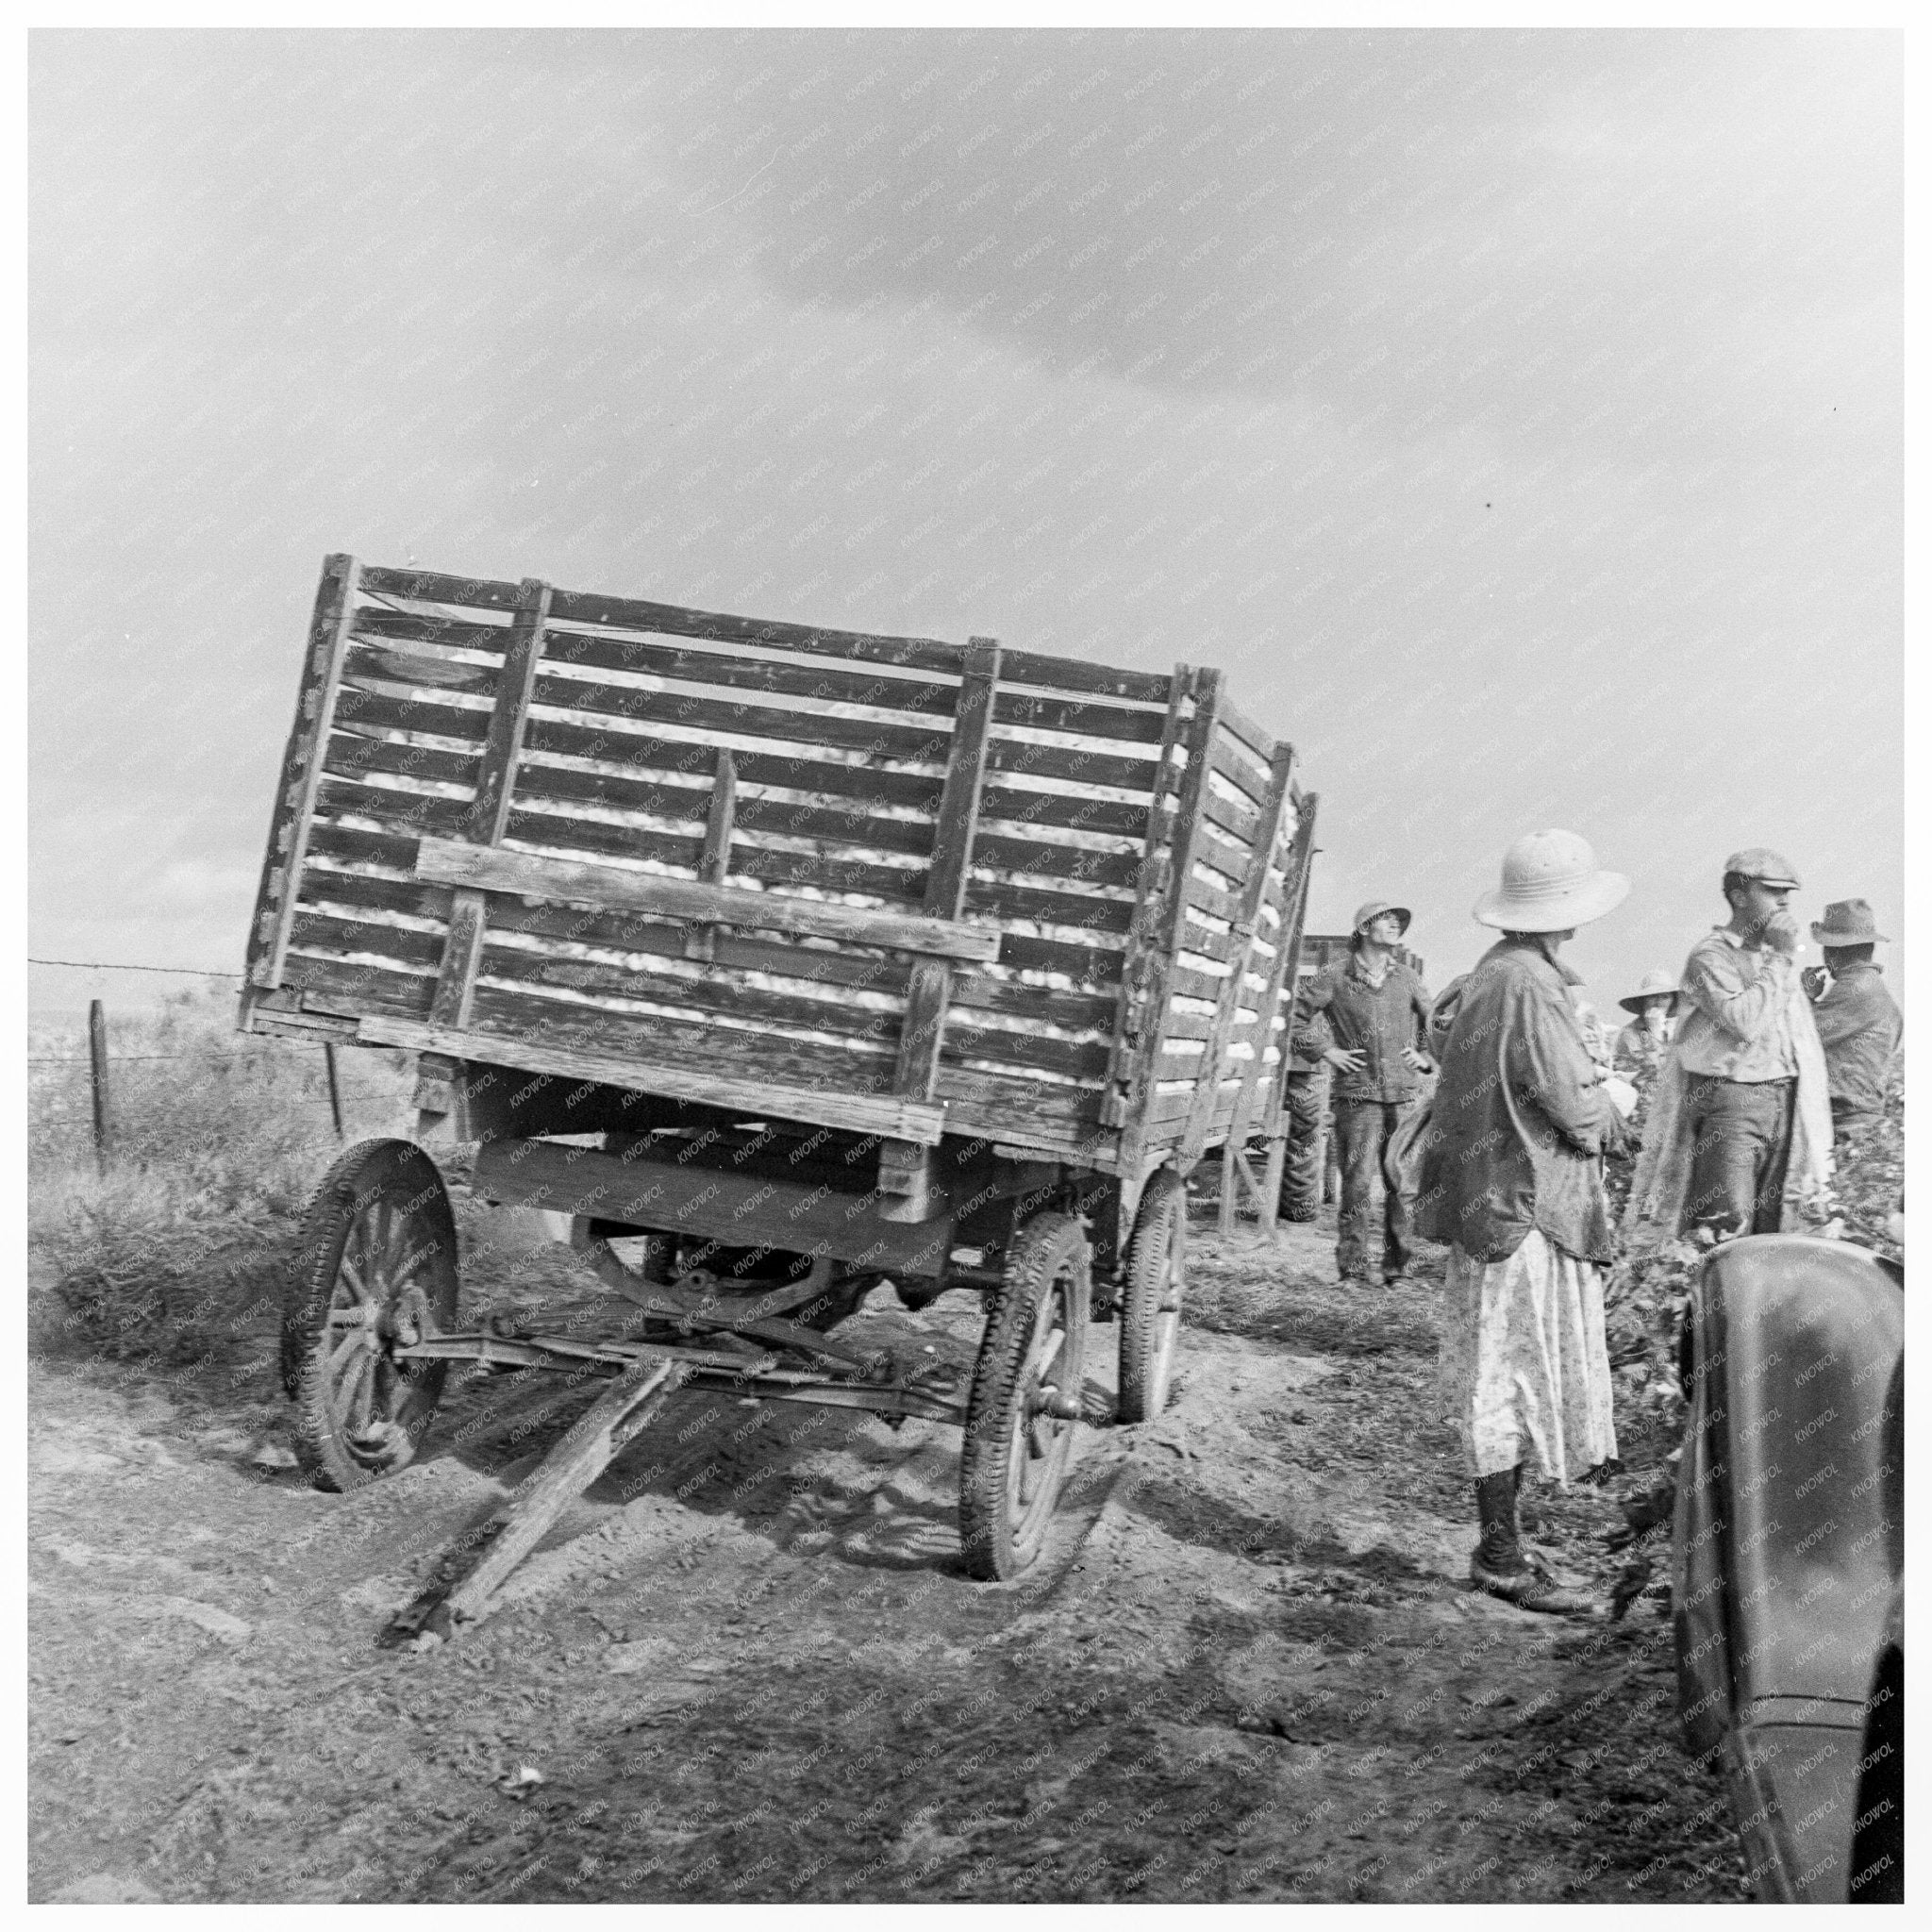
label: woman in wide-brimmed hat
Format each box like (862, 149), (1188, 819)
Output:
(1418, 830), (1635, 1615)
(1612, 968), (1681, 1084)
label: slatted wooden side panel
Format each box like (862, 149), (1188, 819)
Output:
(251, 562), (1178, 1154)
(1140, 701), (1302, 1150)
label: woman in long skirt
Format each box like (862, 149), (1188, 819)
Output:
(1417, 829), (1637, 1614)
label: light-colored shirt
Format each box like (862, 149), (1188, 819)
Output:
(1808, 962), (1902, 1117)
(1614, 1018), (1675, 1083)
(1674, 926), (1799, 1082)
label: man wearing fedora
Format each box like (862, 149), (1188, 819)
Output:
(1802, 898), (1902, 1137)
(1418, 830), (1635, 1613)
(1612, 970), (1681, 1089)
(1645, 848), (1834, 1241)
(1294, 900), (1436, 1289)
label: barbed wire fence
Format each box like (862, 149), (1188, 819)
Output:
(28, 956), (412, 1166)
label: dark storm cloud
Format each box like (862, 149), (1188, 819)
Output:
(641, 27), (1895, 451)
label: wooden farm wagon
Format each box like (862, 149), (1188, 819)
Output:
(240, 556), (1317, 1631)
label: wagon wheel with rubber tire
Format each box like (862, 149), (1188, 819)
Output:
(958, 1212), (1090, 1581)
(280, 1138), (460, 1492)
(1117, 1166), (1187, 1423)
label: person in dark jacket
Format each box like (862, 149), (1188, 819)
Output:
(1418, 829), (1636, 1615)
(1801, 898), (1903, 1140)
(1294, 900), (1436, 1287)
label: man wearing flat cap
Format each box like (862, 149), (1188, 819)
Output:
(1802, 898), (1903, 1139)
(1292, 899), (1435, 1288)
(1624, 848), (1833, 1245)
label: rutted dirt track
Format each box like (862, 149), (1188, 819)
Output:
(29, 1210), (1745, 1904)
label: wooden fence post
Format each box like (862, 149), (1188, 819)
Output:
(324, 1041), (345, 1141)
(88, 998), (110, 1174)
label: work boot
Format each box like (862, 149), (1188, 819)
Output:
(1468, 1467), (1601, 1617)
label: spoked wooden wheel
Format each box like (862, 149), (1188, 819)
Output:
(281, 1139), (460, 1492)
(1117, 1166), (1187, 1423)
(958, 1212), (1090, 1581)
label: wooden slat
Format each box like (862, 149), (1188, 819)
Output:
(289, 910), (445, 971)
(726, 843), (924, 903)
(545, 585), (966, 675)
(323, 733), (480, 791)
(427, 578), (552, 1037)
(414, 838), (1001, 961)
(1258, 791), (1319, 1144)
(1117, 669), (1224, 1175)
(282, 952), (435, 1022)
(351, 607), (512, 653)
(963, 879), (1136, 937)
(533, 672), (956, 765)
(1157, 1007), (1224, 1043)
(991, 649), (1169, 707)
(311, 779), (707, 873)
(686, 747), (738, 962)
(291, 870), (1124, 1028)
(538, 625), (958, 715)
(1201, 784), (1265, 848)
(1239, 797), (1313, 1150)
(941, 1021), (1111, 1082)
(1184, 877), (1247, 927)
(983, 736), (1158, 792)
(992, 932), (1126, 986)
(358, 1011), (946, 1145)
(476, 947), (888, 1047)
(1209, 732), (1274, 808)
(931, 1065), (1100, 1151)
(971, 834), (1141, 892)
(334, 685), (491, 744)
(358, 564), (1171, 703)
(470, 948), (1112, 1081)
(358, 564), (523, 611)
(1165, 962), (1233, 1004)
(466, 980), (898, 1082)
(304, 820), (431, 875)
(249, 555), (361, 988)
(463, 580), (551, 843)
(887, 637), (1001, 1206)
(991, 689), (1168, 745)
(976, 785), (1148, 840)
(1218, 696), (1274, 763)
(336, 689), (1158, 830)
(1098, 667), (1192, 1134)
(924, 640), (999, 924)
(1179, 741), (1294, 1162)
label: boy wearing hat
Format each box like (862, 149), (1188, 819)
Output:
(1417, 830), (1634, 1614)
(1802, 898), (1902, 1133)
(1612, 969), (1681, 1088)
(1624, 850), (1833, 1246)
(1294, 900), (1436, 1288)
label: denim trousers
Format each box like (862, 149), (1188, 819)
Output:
(1683, 1074), (1795, 1238)
(1332, 1095), (1419, 1281)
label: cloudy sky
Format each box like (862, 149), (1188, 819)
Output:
(30, 26), (1901, 1021)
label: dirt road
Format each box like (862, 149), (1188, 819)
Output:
(29, 1210), (1743, 1903)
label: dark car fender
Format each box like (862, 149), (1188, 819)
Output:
(1673, 1235), (1902, 1901)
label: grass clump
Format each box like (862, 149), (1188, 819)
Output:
(28, 988), (410, 1360)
